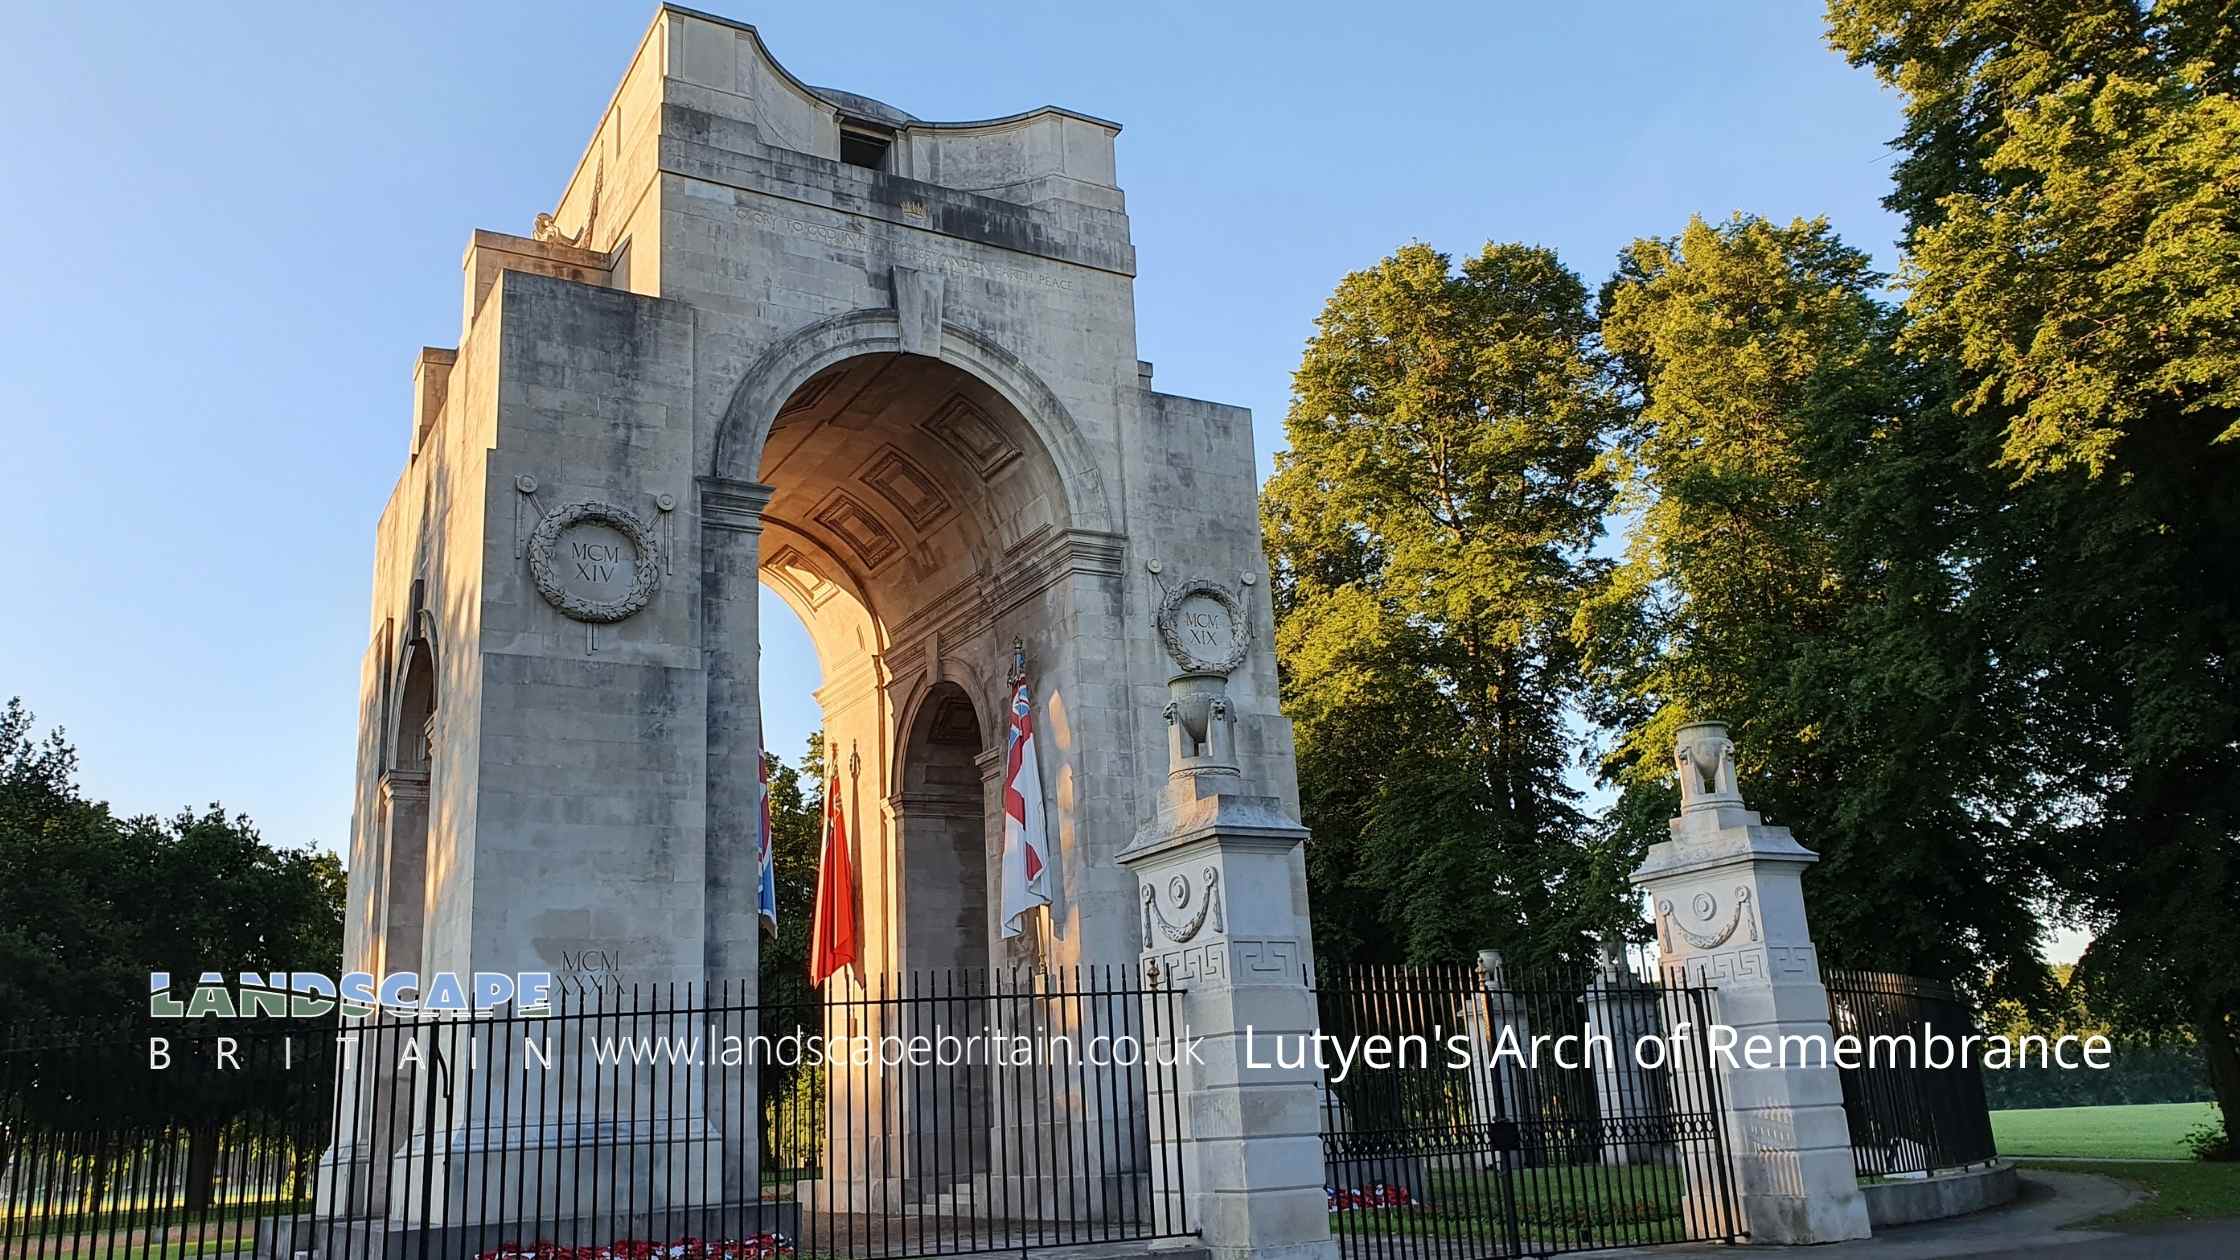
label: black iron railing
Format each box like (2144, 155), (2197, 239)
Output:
(1823, 969), (1999, 1178)
(0, 1015), (337, 1259)
(1, 966), (1192, 1259)
(1311, 963), (1739, 1259)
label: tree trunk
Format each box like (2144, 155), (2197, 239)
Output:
(80, 1139), (114, 1220)
(184, 1125), (222, 1214)
(2198, 1000), (2240, 1159)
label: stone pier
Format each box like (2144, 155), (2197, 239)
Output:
(1119, 663), (1336, 1260)
(1633, 721), (1871, 1244)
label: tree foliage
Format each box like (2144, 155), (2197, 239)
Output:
(1585, 215), (2048, 988)
(1263, 242), (1627, 967)
(755, 736), (825, 1007)
(0, 698), (344, 1028)
(1831, 0), (2240, 478)
(1829, 0), (2240, 1148)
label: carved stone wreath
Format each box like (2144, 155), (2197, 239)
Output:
(1156, 579), (1250, 676)
(526, 500), (663, 624)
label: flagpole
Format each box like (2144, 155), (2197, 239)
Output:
(848, 739), (864, 985)
(814, 734), (831, 990)
(1035, 903), (1052, 977)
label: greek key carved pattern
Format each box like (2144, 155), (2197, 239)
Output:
(1147, 942), (1224, 987)
(1232, 938), (1299, 976)
(1144, 937), (1300, 986)
(1668, 944), (1818, 988)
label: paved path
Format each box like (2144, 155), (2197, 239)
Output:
(1950, 1218), (2240, 1257)
(2005, 1153), (2192, 1163)
(1602, 1168), (2239, 1258)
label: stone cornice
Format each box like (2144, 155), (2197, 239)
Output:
(974, 747), (1005, 781)
(988, 527), (1126, 620)
(876, 527), (1127, 673)
(1118, 792), (1308, 869)
(378, 769), (430, 804)
(697, 476), (775, 535)
(1632, 815), (1820, 884)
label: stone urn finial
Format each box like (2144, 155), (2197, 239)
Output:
(1595, 935), (1630, 981)
(1674, 720), (1742, 812)
(1163, 671), (1238, 781)
(1476, 948), (1507, 988)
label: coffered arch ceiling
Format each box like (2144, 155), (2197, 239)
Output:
(754, 351), (1070, 678)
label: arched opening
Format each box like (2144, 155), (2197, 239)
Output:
(382, 637), (436, 979)
(893, 679), (997, 1186)
(750, 349), (1083, 1207)
(352, 632), (437, 1217)
(750, 348), (1078, 979)
(895, 680), (991, 973)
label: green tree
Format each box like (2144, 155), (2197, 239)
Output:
(0, 698), (347, 1209)
(1262, 242), (1626, 967)
(132, 806), (346, 992)
(755, 737), (825, 1169)
(0, 698), (141, 1022)
(756, 742), (823, 1004)
(1829, 0), (2240, 1149)
(0, 699), (345, 1026)
(1586, 214), (2046, 987)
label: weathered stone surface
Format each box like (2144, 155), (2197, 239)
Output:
(348, 0), (1293, 1018)
(339, 5), (1304, 1240)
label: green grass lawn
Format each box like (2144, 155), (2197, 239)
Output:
(1331, 1163), (1703, 1247)
(1991, 1101), (2217, 1160)
(2016, 1159), (2240, 1225)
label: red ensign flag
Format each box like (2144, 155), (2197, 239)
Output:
(808, 786), (858, 987)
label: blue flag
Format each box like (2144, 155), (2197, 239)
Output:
(757, 727), (777, 935)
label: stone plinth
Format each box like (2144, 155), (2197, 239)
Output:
(1633, 722), (1871, 1245)
(1583, 946), (1678, 1168)
(1464, 950), (1536, 1170)
(1118, 684), (1336, 1260)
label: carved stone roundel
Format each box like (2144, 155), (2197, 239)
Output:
(527, 500), (663, 624)
(1157, 579), (1250, 676)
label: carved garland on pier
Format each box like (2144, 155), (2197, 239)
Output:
(1155, 579), (1251, 676)
(1658, 886), (1757, 951)
(1141, 867), (1224, 946)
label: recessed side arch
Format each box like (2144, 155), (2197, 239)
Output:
(886, 654), (998, 800)
(386, 628), (439, 775)
(710, 310), (1116, 538)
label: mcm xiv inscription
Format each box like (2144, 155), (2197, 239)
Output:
(568, 538), (626, 584)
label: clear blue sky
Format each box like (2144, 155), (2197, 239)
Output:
(0, 2), (1907, 855)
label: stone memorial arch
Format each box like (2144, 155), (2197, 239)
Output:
(330, 13), (1354, 1254)
(342, 1), (1308, 1042)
